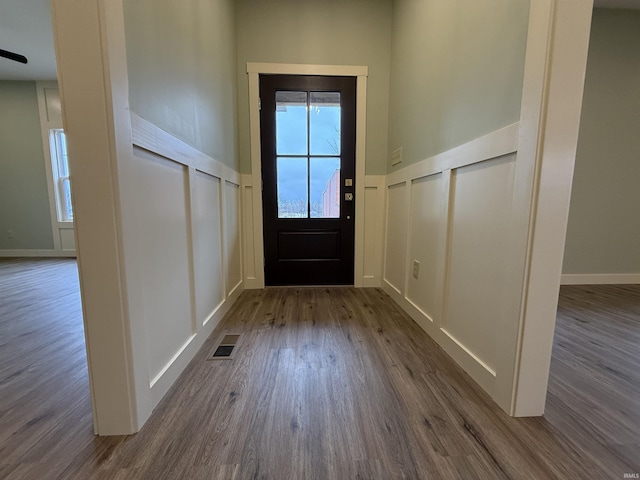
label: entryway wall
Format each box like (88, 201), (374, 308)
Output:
(237, 0), (594, 417)
(235, 0), (394, 287)
(381, 0), (594, 416)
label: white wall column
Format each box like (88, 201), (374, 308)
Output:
(510, 0), (594, 416)
(51, 0), (143, 434)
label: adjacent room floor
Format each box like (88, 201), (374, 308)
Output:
(0, 259), (638, 479)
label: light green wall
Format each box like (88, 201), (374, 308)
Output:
(235, 0), (393, 174)
(563, 9), (640, 275)
(387, 0), (529, 171)
(0, 81), (54, 250)
(123, 0), (238, 170)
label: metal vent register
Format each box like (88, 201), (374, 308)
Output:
(208, 334), (240, 360)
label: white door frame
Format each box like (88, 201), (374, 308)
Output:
(245, 63), (368, 288)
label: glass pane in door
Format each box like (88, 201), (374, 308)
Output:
(277, 157), (308, 218)
(310, 157), (340, 218)
(276, 91), (308, 155)
(310, 92), (341, 155)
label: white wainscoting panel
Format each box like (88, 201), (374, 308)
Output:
(361, 175), (386, 287)
(241, 174), (262, 289)
(225, 181), (242, 296)
(132, 148), (194, 382)
(384, 182), (409, 294)
(443, 154), (516, 374)
(382, 123), (520, 403)
(128, 114), (244, 413)
(193, 171), (224, 324)
(406, 173), (443, 323)
(242, 183), (257, 284)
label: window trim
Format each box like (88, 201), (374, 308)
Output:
(49, 128), (74, 223)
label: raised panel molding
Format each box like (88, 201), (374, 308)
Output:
(241, 175), (258, 288)
(361, 175), (386, 287)
(383, 182), (408, 294)
(405, 173), (443, 322)
(224, 180), (242, 297)
(241, 174), (263, 289)
(131, 149), (193, 383)
(444, 155), (517, 374)
(192, 171), (224, 324)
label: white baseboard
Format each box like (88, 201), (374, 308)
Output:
(0, 249), (76, 258)
(360, 276), (381, 288)
(561, 273), (640, 285)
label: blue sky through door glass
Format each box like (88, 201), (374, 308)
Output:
(277, 157), (308, 218)
(310, 158), (340, 218)
(276, 91), (307, 155)
(275, 91), (341, 219)
(310, 92), (341, 155)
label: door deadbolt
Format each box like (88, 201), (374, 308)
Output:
(345, 193), (353, 201)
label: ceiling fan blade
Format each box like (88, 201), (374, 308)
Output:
(0, 49), (28, 64)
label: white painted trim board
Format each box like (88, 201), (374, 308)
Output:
(0, 249), (77, 258)
(561, 273), (640, 285)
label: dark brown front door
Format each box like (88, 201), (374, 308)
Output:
(260, 74), (356, 285)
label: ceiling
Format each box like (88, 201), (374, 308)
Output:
(1, 0), (639, 81)
(0, 0), (57, 80)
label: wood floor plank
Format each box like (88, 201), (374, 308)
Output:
(1, 259), (639, 478)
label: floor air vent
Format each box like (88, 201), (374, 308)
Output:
(209, 334), (240, 360)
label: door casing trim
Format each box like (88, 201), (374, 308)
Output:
(246, 63), (369, 288)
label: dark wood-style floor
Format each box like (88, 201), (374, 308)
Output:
(0, 259), (638, 479)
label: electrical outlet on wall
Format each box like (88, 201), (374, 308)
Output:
(7, 230), (14, 239)
(412, 260), (420, 279)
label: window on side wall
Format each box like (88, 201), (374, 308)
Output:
(49, 129), (73, 222)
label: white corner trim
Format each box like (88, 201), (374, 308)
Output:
(0, 249), (77, 258)
(561, 273), (640, 285)
(247, 62), (368, 77)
